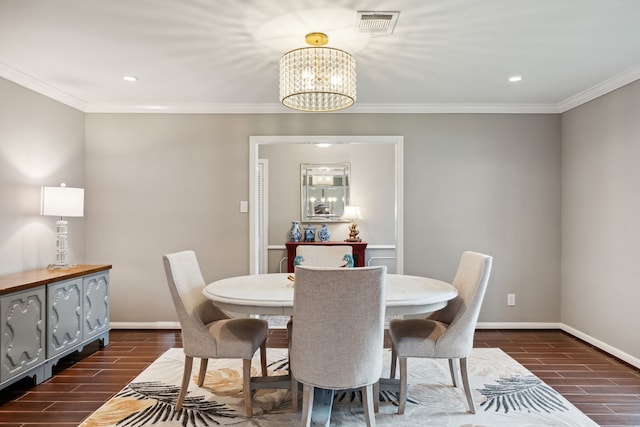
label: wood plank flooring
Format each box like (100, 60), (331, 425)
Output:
(0, 329), (638, 426)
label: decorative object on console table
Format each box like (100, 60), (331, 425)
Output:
(342, 205), (362, 242)
(304, 224), (315, 242)
(285, 241), (367, 273)
(318, 224), (331, 242)
(40, 183), (84, 269)
(289, 221), (302, 242)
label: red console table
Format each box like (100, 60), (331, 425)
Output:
(285, 241), (368, 273)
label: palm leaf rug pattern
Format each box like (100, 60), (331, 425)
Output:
(480, 374), (570, 414)
(79, 348), (598, 427)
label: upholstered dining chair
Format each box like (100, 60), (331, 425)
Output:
(389, 251), (492, 414)
(294, 245), (354, 268)
(163, 250), (269, 416)
(290, 266), (386, 426)
(288, 244), (355, 407)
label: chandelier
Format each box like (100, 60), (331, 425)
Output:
(279, 32), (356, 112)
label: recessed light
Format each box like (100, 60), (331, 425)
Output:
(509, 75), (522, 82)
(316, 143), (331, 148)
(123, 75), (138, 82)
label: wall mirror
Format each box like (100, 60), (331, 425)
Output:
(301, 162), (350, 222)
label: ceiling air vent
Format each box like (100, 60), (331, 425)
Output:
(356, 11), (400, 34)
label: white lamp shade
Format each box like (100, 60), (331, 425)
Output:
(41, 186), (84, 217)
(342, 205), (362, 221)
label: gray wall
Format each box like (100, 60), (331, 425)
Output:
(84, 113), (561, 324)
(5, 74), (639, 360)
(561, 79), (640, 359)
(0, 78), (85, 275)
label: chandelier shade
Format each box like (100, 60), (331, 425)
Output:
(279, 33), (356, 112)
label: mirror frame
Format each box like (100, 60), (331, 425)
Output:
(249, 135), (404, 274)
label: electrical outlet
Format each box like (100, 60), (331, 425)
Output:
(507, 293), (516, 306)
(240, 201), (248, 213)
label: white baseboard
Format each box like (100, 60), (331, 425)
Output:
(477, 321), (640, 369)
(111, 321), (180, 329)
(561, 324), (640, 369)
(476, 322), (562, 329)
(111, 321), (640, 369)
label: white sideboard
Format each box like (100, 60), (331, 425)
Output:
(0, 265), (111, 389)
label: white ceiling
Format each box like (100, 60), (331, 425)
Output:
(1, 0), (640, 113)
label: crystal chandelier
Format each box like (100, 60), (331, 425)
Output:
(280, 32), (356, 112)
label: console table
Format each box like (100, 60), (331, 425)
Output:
(0, 264), (111, 390)
(285, 241), (367, 273)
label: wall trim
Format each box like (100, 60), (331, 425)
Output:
(111, 321), (180, 329)
(3, 61), (638, 114)
(476, 322), (562, 329)
(561, 324), (640, 369)
(478, 322), (640, 369)
(0, 61), (87, 111)
(112, 321), (639, 369)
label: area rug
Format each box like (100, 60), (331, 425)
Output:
(79, 347), (597, 427)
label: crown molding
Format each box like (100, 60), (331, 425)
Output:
(557, 64), (640, 112)
(0, 61), (87, 111)
(84, 102), (560, 114)
(2, 60), (638, 115)
(346, 103), (561, 114)
(83, 103), (288, 114)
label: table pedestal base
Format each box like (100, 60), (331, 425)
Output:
(250, 374), (292, 392)
(311, 388), (334, 426)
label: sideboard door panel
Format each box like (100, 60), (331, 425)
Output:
(83, 273), (109, 339)
(47, 279), (83, 357)
(1, 288), (45, 382)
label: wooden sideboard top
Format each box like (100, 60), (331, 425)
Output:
(0, 264), (112, 295)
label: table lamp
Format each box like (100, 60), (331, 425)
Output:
(342, 205), (362, 242)
(41, 183), (84, 269)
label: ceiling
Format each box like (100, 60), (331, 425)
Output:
(1, 0), (640, 114)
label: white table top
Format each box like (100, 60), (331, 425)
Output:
(203, 273), (458, 316)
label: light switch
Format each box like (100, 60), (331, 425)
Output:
(240, 201), (248, 213)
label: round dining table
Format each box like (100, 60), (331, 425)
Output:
(203, 272), (457, 426)
(203, 272), (458, 317)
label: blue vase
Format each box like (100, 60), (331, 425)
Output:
(304, 224), (316, 242)
(289, 221), (302, 242)
(318, 224), (331, 242)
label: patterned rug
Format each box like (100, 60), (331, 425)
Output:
(79, 347), (597, 426)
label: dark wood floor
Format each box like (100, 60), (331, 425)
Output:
(1, 329), (639, 426)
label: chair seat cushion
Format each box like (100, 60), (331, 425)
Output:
(389, 318), (448, 357)
(207, 318), (268, 358)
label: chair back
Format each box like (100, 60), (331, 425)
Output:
(429, 251), (492, 357)
(290, 266), (386, 390)
(163, 250), (229, 356)
(294, 245), (354, 268)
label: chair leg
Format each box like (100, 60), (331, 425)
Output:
(243, 358), (253, 417)
(260, 340), (268, 377)
(373, 380), (379, 413)
(460, 357), (476, 414)
(398, 357), (408, 415)
(448, 358), (459, 387)
(197, 358), (208, 386)
(291, 375), (299, 412)
(362, 384), (376, 427)
(176, 355), (193, 410)
(390, 345), (397, 378)
(301, 384), (314, 427)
